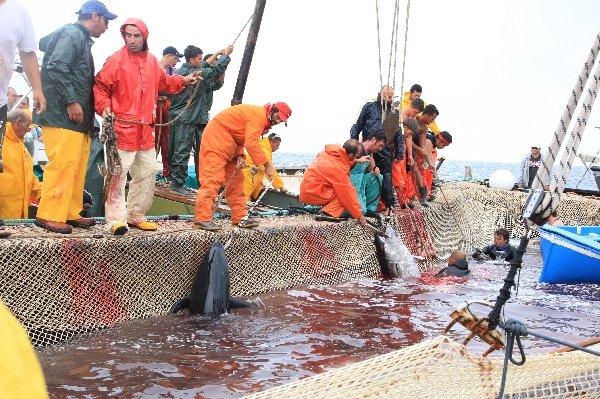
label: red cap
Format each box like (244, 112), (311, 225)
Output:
(274, 102), (292, 125)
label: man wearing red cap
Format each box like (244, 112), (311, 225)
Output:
(193, 102), (291, 231)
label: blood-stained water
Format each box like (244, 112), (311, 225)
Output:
(38, 244), (600, 398)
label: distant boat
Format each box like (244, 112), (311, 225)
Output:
(539, 225), (600, 284)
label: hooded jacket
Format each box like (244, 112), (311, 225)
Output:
(34, 22), (95, 134)
(299, 144), (363, 219)
(0, 123), (41, 218)
(93, 18), (186, 151)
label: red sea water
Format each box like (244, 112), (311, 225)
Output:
(38, 243), (600, 398)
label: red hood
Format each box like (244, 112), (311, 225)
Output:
(120, 18), (149, 50)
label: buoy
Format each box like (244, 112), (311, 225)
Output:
(488, 169), (515, 190)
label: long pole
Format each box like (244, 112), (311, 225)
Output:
(231, 0), (267, 106)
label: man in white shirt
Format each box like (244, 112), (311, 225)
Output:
(0, 0), (46, 173)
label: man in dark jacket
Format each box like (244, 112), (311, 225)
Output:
(350, 85), (403, 210)
(473, 228), (517, 262)
(33, 0), (117, 234)
(168, 44), (233, 195)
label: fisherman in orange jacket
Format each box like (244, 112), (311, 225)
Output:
(193, 102), (292, 231)
(300, 139), (367, 226)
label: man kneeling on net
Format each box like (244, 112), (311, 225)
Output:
(299, 139), (367, 226)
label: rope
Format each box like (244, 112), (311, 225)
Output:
(99, 115), (123, 203)
(496, 319), (600, 399)
(399, 0), (411, 100)
(529, 33), (600, 218)
(535, 49), (600, 219)
(375, 0), (383, 91)
(231, 14), (253, 46)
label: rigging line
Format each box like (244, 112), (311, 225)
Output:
(391, 0), (401, 90)
(575, 145), (600, 190)
(375, 0), (383, 90)
(385, 0), (399, 87)
(231, 13), (253, 46)
(399, 0), (411, 100)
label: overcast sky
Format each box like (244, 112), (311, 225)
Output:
(11, 0), (600, 164)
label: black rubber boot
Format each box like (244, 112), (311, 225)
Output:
(418, 187), (429, 207)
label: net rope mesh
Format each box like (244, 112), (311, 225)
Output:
(1, 182), (599, 396)
(241, 335), (600, 399)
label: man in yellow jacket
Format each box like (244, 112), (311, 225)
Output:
(0, 109), (41, 219)
(243, 133), (287, 201)
(0, 300), (48, 398)
(399, 83), (441, 135)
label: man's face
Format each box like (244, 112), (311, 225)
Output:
(421, 113), (437, 125)
(494, 234), (508, 247)
(380, 87), (394, 103)
(531, 147), (540, 157)
(169, 54), (180, 67)
(370, 138), (386, 153)
(270, 110), (282, 126)
(189, 54), (203, 68)
(13, 115), (32, 139)
(410, 91), (422, 101)
(270, 139), (281, 152)
(90, 13), (109, 38)
(7, 88), (17, 108)
(406, 107), (420, 118)
(124, 25), (144, 53)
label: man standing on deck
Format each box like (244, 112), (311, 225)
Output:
(94, 18), (200, 235)
(155, 45), (183, 180)
(168, 44), (233, 195)
(33, 0), (116, 234)
(300, 139), (367, 226)
(193, 102), (291, 231)
(518, 145), (545, 189)
(0, 0), (46, 174)
(350, 85), (403, 210)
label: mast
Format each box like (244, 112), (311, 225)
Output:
(231, 0), (267, 106)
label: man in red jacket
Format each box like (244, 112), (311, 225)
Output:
(300, 139), (367, 226)
(94, 18), (199, 235)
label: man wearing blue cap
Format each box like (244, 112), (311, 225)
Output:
(34, 0), (117, 234)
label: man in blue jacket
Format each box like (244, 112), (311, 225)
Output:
(350, 85), (404, 210)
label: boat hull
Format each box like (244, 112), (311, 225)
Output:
(539, 225), (600, 284)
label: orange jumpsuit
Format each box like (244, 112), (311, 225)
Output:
(194, 104), (270, 224)
(299, 144), (362, 219)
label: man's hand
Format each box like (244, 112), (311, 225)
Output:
(236, 155), (246, 169)
(67, 102), (84, 124)
(223, 45), (234, 56)
(183, 72), (202, 86)
(102, 107), (112, 118)
(358, 215), (367, 226)
(373, 166), (380, 177)
(264, 162), (275, 180)
(280, 187), (288, 193)
(32, 91), (47, 115)
(407, 155), (414, 166)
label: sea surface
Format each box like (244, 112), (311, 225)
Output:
(273, 152), (600, 192)
(38, 245), (600, 399)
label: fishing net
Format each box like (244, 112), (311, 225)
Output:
(240, 335), (600, 399)
(0, 182), (598, 351)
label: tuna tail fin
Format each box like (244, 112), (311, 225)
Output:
(169, 297), (191, 314)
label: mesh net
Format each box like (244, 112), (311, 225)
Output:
(1, 181), (599, 387)
(240, 335), (600, 399)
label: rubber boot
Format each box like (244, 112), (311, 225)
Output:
(418, 187), (429, 207)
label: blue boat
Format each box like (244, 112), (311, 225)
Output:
(539, 225), (600, 284)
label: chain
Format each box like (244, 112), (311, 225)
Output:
(99, 115), (123, 202)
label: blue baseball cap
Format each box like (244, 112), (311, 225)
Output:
(77, 0), (118, 20)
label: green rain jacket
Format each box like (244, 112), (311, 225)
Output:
(169, 55), (231, 125)
(34, 23), (96, 134)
